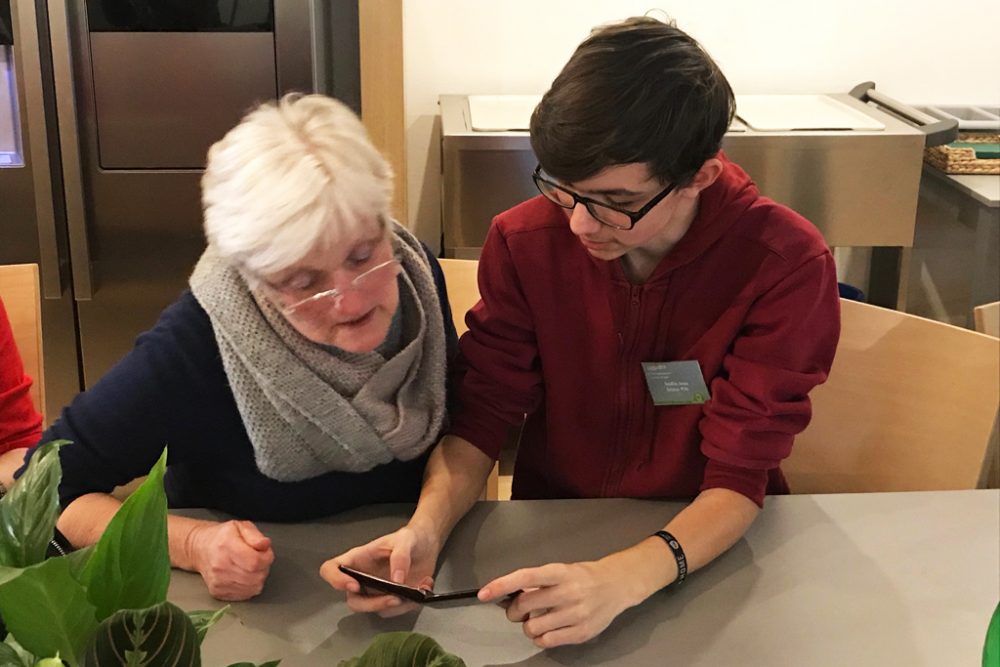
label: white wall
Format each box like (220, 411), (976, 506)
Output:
(403, 0), (1000, 249)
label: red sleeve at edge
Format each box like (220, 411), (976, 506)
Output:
(0, 299), (44, 454)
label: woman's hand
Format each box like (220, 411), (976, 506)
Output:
(478, 560), (640, 648)
(320, 525), (440, 618)
(187, 520), (275, 601)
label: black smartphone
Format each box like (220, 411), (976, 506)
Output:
(338, 565), (481, 604)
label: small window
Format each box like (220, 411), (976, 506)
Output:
(0, 45), (23, 168)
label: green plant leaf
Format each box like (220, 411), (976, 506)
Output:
(81, 601), (200, 667)
(187, 606), (229, 645)
(0, 634), (38, 667)
(1, 636), (35, 667)
(0, 441), (70, 568)
(985, 602), (999, 667)
(65, 545), (95, 580)
(80, 449), (170, 622)
(0, 641), (27, 667)
(338, 632), (466, 667)
(0, 557), (98, 665)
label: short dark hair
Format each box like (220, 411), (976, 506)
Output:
(530, 17), (735, 186)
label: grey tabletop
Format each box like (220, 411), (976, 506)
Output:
(169, 490), (999, 666)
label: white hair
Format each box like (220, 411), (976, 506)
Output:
(201, 93), (394, 277)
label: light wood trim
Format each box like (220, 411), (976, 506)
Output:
(438, 259), (503, 499)
(974, 301), (1000, 338)
(785, 299), (1000, 493)
(978, 414), (999, 490)
(0, 264), (45, 419)
(438, 259), (479, 336)
(973, 301), (1000, 488)
(359, 0), (407, 224)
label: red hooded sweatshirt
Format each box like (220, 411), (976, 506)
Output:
(448, 155), (840, 506)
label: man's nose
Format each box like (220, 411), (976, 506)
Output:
(567, 203), (602, 237)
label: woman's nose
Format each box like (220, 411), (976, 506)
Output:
(329, 287), (365, 315)
(567, 203), (602, 237)
(308, 284), (352, 317)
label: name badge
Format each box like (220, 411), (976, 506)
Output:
(641, 361), (710, 406)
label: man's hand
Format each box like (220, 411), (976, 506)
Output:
(478, 560), (638, 648)
(320, 525), (440, 618)
(188, 520), (274, 601)
(478, 488), (761, 648)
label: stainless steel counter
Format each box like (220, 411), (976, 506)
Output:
(922, 163), (1000, 208)
(169, 490), (999, 666)
(906, 164), (1000, 326)
(441, 93), (927, 260)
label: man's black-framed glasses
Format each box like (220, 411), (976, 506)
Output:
(532, 164), (678, 230)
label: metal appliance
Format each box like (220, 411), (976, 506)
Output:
(440, 84), (956, 307)
(0, 0), (360, 417)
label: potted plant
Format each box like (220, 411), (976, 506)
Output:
(0, 443), (468, 666)
(0, 441), (271, 665)
(338, 632), (466, 666)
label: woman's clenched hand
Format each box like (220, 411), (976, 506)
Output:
(188, 519), (275, 601)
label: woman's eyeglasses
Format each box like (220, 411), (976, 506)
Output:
(278, 255), (402, 318)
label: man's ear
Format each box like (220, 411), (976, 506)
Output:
(677, 158), (724, 198)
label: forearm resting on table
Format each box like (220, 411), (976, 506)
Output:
(0, 447), (28, 488)
(57, 492), (219, 572)
(407, 435), (495, 548)
(607, 487), (760, 606)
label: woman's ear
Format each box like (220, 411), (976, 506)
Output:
(677, 158), (724, 198)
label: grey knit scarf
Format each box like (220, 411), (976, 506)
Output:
(189, 223), (447, 481)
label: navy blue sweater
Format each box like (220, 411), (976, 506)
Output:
(34, 254), (457, 522)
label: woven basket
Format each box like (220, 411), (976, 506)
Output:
(924, 132), (1000, 175)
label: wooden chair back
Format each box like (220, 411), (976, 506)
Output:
(974, 301), (1000, 338)
(438, 258), (480, 337)
(972, 300), (1000, 488)
(785, 299), (1000, 493)
(438, 258), (501, 499)
(0, 264), (45, 418)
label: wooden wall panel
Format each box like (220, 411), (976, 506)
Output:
(359, 0), (407, 224)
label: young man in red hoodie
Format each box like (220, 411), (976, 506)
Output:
(324, 16), (841, 646)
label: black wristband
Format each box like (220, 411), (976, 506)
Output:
(652, 530), (688, 587)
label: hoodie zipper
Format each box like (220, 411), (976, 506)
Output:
(602, 283), (643, 495)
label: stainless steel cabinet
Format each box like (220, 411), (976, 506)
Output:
(0, 0), (360, 417)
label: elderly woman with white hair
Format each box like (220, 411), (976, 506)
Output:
(21, 94), (457, 601)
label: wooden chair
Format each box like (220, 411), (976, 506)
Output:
(974, 301), (1000, 338)
(973, 301), (1000, 488)
(438, 259), (479, 338)
(438, 258), (505, 500)
(0, 264), (45, 420)
(784, 299), (1000, 493)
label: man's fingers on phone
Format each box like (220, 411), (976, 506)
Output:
(496, 593), (519, 611)
(478, 568), (542, 601)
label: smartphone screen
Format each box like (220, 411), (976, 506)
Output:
(338, 565), (480, 604)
